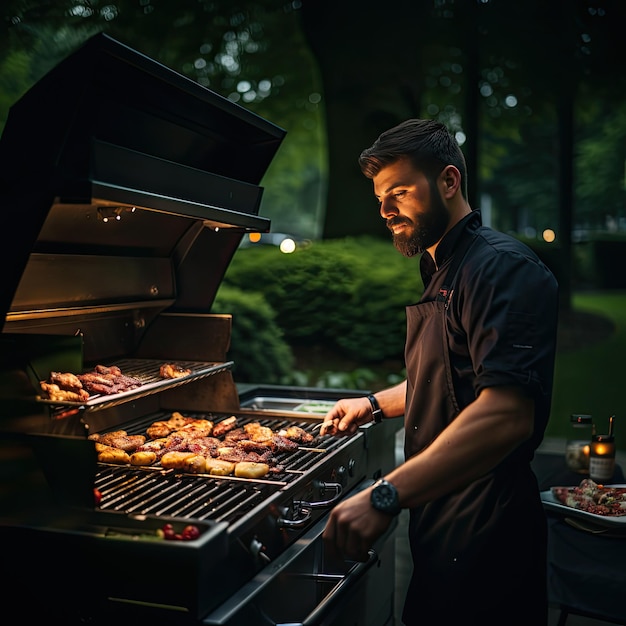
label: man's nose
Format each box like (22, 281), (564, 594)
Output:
(379, 197), (397, 219)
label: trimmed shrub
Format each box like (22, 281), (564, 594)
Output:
(211, 285), (295, 384)
(219, 237), (423, 363)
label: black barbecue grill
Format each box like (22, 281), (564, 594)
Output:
(0, 34), (397, 626)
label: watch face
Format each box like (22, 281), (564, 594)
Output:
(371, 480), (400, 515)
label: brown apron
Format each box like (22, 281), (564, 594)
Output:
(401, 232), (547, 626)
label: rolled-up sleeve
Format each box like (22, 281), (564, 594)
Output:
(450, 240), (559, 402)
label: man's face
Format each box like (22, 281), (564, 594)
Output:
(372, 158), (450, 257)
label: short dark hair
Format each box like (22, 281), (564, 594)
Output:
(358, 119), (468, 198)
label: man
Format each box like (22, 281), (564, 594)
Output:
(320, 119), (558, 625)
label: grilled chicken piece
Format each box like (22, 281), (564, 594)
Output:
(40, 382), (89, 403)
(48, 372), (85, 394)
(243, 422), (274, 442)
(146, 421), (173, 439)
(168, 412), (192, 429)
(216, 446), (275, 465)
(234, 422), (299, 452)
(94, 364), (122, 376)
(278, 425), (315, 445)
(178, 419), (214, 437)
(147, 414), (213, 439)
(159, 363), (192, 379)
(212, 415), (238, 437)
(238, 435), (298, 454)
(88, 430), (145, 452)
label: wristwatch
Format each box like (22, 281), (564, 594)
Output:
(370, 479), (401, 516)
(367, 394), (384, 424)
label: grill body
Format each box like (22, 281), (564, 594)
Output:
(0, 34), (398, 626)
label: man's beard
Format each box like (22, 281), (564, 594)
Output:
(389, 188), (450, 257)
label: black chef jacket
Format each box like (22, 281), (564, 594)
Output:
(401, 210), (559, 626)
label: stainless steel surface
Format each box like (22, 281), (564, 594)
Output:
(204, 510), (396, 626)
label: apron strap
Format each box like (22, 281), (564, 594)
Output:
(436, 230), (478, 308)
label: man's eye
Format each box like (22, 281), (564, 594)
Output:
(394, 190), (406, 199)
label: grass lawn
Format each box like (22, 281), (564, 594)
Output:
(549, 291), (625, 451)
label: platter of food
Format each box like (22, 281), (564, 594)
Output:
(541, 478), (626, 528)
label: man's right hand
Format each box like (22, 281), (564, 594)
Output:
(319, 396), (375, 436)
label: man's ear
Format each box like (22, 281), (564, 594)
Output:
(441, 165), (461, 197)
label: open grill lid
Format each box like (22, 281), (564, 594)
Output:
(0, 32), (286, 331)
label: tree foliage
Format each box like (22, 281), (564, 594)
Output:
(2, 0), (625, 249)
(0, 0), (326, 237)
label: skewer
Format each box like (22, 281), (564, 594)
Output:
(297, 447), (328, 453)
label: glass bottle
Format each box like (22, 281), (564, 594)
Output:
(565, 414), (593, 474)
(589, 434), (616, 483)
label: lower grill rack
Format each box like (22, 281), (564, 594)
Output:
(96, 467), (279, 523)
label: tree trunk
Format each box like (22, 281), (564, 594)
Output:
(299, 1), (431, 239)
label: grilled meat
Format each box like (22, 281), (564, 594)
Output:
(40, 371), (90, 402)
(94, 364), (122, 376)
(212, 415), (238, 437)
(186, 437), (221, 457)
(278, 425), (315, 445)
(48, 371), (84, 394)
(146, 421), (173, 439)
(77, 365), (142, 395)
(159, 363), (192, 379)
(216, 445), (275, 465)
(40, 382), (90, 403)
(88, 430), (145, 452)
(237, 435), (298, 454)
(93, 412), (318, 479)
(146, 413), (213, 439)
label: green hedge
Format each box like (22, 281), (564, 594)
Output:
(218, 237), (423, 363)
(211, 285), (295, 384)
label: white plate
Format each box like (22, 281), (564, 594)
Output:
(540, 484), (626, 528)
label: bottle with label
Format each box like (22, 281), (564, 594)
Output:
(589, 434), (616, 483)
(565, 414), (593, 474)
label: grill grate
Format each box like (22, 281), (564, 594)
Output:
(39, 358), (234, 413)
(96, 467), (274, 523)
(94, 412), (348, 524)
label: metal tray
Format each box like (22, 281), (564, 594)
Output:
(540, 485), (626, 528)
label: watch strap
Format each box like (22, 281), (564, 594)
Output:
(367, 394), (384, 423)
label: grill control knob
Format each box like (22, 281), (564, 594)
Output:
(336, 465), (347, 482)
(348, 458), (356, 476)
(249, 537), (270, 564)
